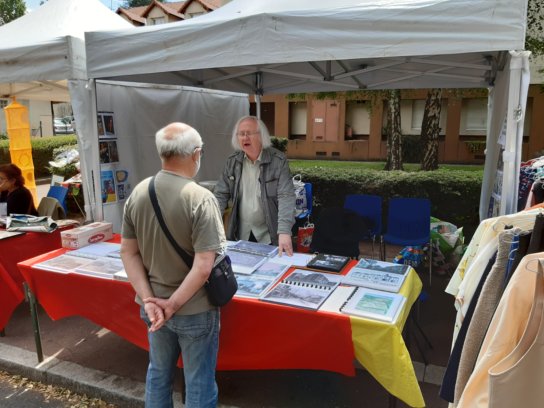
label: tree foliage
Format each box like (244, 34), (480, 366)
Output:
(0, 0), (26, 25)
(123, 0), (164, 7)
(526, 0), (544, 56)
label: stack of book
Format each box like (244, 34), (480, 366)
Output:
(226, 240), (279, 274)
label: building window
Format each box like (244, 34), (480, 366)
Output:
(149, 17), (166, 25)
(394, 99), (448, 135)
(289, 101), (307, 140)
(345, 100), (370, 140)
(0, 99), (8, 109)
(460, 98), (488, 135)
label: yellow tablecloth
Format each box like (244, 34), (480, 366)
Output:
(350, 269), (425, 407)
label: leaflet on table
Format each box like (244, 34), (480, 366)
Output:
(34, 254), (96, 274)
(0, 230), (25, 240)
(228, 240), (279, 258)
(340, 287), (406, 323)
(342, 258), (410, 293)
(74, 257), (125, 279)
(226, 248), (268, 274)
(269, 252), (315, 267)
(234, 261), (289, 298)
(67, 242), (121, 259)
(259, 269), (342, 311)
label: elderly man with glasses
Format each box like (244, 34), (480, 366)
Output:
(214, 115), (295, 256)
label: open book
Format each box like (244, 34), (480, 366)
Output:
(340, 287), (406, 323)
(342, 258), (410, 293)
(260, 269), (343, 311)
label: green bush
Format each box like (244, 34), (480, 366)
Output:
(0, 135), (78, 178)
(289, 164), (482, 240)
(271, 136), (288, 153)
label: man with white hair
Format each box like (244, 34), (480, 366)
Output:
(121, 122), (225, 408)
(214, 115), (296, 256)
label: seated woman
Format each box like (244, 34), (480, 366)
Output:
(0, 163), (38, 216)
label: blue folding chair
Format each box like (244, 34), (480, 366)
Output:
(381, 197), (432, 284)
(47, 185), (69, 214)
(343, 194), (382, 258)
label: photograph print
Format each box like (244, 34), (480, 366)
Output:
(234, 274), (276, 298)
(261, 282), (332, 310)
(100, 170), (117, 204)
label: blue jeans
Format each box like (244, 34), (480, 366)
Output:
(140, 307), (220, 408)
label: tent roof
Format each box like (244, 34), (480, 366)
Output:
(0, 0), (130, 88)
(85, 0), (528, 94)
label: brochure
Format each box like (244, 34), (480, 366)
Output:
(260, 269), (343, 311)
(74, 257), (125, 279)
(68, 242), (122, 259)
(228, 240), (279, 258)
(34, 254), (95, 274)
(343, 258), (410, 293)
(234, 261), (289, 298)
(226, 248), (267, 274)
(340, 287), (406, 323)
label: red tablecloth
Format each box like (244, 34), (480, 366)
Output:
(18, 249), (355, 375)
(0, 263), (24, 331)
(0, 229), (67, 288)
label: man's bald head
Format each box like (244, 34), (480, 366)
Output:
(155, 122), (203, 159)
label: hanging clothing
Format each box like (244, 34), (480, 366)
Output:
(457, 252), (544, 408)
(487, 258), (544, 408)
(440, 252), (496, 402)
(453, 228), (519, 404)
(447, 209), (544, 345)
(504, 230), (531, 288)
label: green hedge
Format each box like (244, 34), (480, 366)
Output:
(0, 135), (78, 178)
(289, 164), (482, 240)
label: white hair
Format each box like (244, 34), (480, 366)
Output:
(155, 123), (202, 159)
(230, 116), (272, 151)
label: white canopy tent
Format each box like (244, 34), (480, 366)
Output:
(0, 0), (131, 220)
(85, 0), (531, 220)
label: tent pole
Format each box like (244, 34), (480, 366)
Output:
(255, 94), (261, 119)
(255, 72), (263, 119)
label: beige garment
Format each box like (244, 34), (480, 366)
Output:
(453, 228), (520, 404)
(457, 252), (544, 408)
(239, 153), (270, 244)
(487, 259), (544, 408)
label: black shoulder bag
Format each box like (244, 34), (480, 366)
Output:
(148, 176), (237, 307)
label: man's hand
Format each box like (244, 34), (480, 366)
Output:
(144, 297), (179, 324)
(143, 301), (165, 332)
(278, 233), (293, 257)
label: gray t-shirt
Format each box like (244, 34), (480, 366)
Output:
(122, 170), (226, 315)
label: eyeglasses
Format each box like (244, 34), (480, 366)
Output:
(236, 130), (260, 137)
(193, 146), (204, 156)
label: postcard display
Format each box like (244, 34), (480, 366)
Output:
(94, 82), (248, 232)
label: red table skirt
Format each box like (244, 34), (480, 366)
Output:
(0, 263), (24, 331)
(18, 250), (355, 375)
(0, 229), (67, 288)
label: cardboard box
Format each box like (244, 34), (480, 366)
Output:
(61, 222), (113, 249)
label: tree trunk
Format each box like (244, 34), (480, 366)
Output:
(420, 88), (442, 171)
(384, 90), (403, 171)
